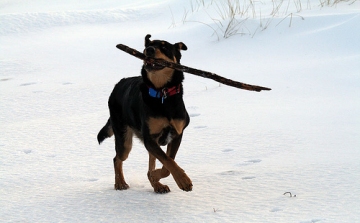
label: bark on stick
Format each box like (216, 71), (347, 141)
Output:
(116, 44), (271, 92)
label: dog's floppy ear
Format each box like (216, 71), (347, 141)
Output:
(145, 34), (151, 47)
(174, 42), (187, 51)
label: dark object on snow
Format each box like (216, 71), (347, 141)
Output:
(116, 43), (271, 92)
(284, 192), (296, 197)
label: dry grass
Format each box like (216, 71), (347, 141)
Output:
(319, 0), (358, 6)
(173, 0), (358, 39)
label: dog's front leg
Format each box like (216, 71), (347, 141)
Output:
(147, 153), (171, 193)
(147, 134), (182, 186)
(145, 137), (192, 192)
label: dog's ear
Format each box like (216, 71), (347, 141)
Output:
(145, 34), (151, 47)
(174, 42), (187, 51)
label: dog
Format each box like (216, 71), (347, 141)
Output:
(97, 34), (192, 193)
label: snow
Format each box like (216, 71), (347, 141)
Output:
(1, 0), (360, 222)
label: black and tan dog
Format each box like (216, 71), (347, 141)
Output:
(97, 34), (192, 193)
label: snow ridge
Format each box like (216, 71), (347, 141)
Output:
(0, 8), (141, 35)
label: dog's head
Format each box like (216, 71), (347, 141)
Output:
(142, 34), (187, 89)
(143, 34), (187, 71)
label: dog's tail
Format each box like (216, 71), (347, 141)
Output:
(97, 118), (113, 144)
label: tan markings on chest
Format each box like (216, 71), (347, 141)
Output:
(169, 119), (185, 135)
(147, 117), (185, 135)
(147, 117), (169, 135)
(147, 68), (174, 89)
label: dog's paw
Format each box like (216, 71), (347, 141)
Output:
(174, 172), (193, 192)
(147, 168), (170, 183)
(153, 182), (171, 194)
(114, 182), (129, 190)
(147, 170), (161, 183)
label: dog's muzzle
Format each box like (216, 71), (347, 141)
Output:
(145, 46), (156, 57)
(144, 46), (164, 71)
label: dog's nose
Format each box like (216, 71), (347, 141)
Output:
(145, 46), (155, 57)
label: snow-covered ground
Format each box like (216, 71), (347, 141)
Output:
(1, 0), (359, 222)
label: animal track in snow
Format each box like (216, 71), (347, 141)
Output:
(300, 219), (322, 223)
(188, 106), (200, 118)
(218, 171), (256, 180)
(23, 149), (32, 154)
(189, 113), (200, 117)
(270, 207), (283, 212)
(242, 176), (256, 180)
(222, 149), (234, 152)
(245, 159), (262, 163)
(194, 125), (207, 129)
(20, 82), (37, 86)
(188, 110), (206, 128)
(238, 159), (262, 166)
(219, 170), (243, 176)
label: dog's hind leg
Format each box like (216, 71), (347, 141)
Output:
(113, 126), (133, 190)
(113, 156), (128, 190)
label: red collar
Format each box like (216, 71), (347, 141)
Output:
(148, 84), (181, 103)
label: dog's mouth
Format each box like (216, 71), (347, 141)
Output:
(144, 60), (164, 71)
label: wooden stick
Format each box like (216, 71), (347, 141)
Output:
(116, 44), (271, 92)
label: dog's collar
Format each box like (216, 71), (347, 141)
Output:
(148, 84), (181, 103)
